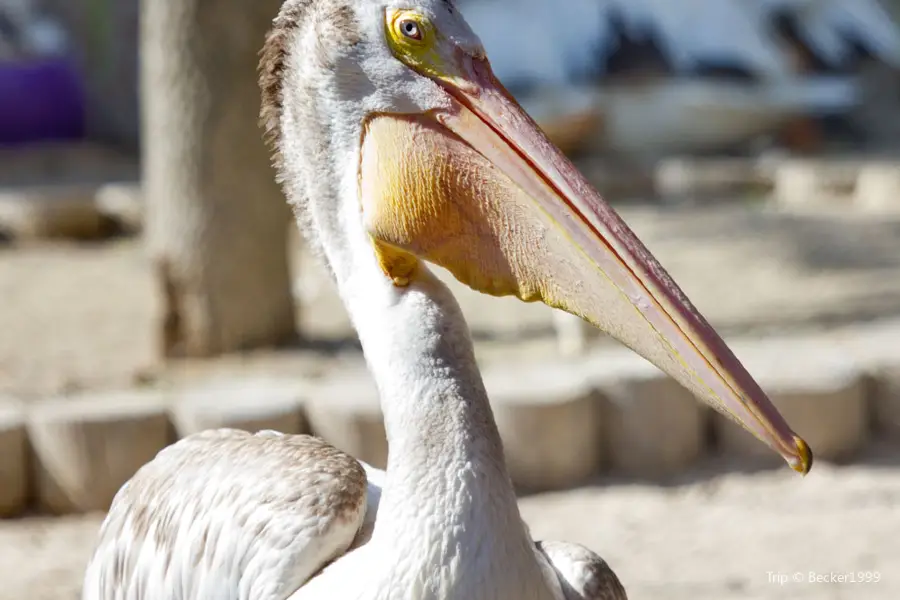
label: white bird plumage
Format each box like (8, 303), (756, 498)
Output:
(83, 428), (624, 599)
(83, 0), (813, 598)
(83, 1), (628, 597)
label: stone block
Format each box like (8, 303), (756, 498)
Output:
(94, 182), (143, 234)
(170, 377), (308, 437)
(715, 359), (868, 464)
(304, 370), (387, 470)
(0, 401), (28, 517)
(836, 318), (900, 368)
(0, 185), (107, 240)
(27, 391), (173, 514)
(551, 311), (593, 357)
(773, 160), (861, 209)
(595, 365), (707, 479)
(870, 365), (900, 438)
(855, 163), (900, 214)
(773, 163), (820, 208)
(484, 361), (605, 491)
(654, 157), (768, 199)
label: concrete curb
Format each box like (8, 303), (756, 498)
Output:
(485, 360), (605, 492)
(0, 185), (108, 240)
(304, 368), (388, 470)
(649, 156), (900, 214)
(0, 399), (27, 517)
(0, 181), (142, 242)
(773, 158), (900, 212)
(1, 322), (898, 516)
(169, 377), (308, 437)
(27, 391), (172, 514)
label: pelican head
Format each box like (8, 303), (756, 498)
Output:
(261, 0), (812, 474)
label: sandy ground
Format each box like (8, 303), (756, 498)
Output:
(1, 203), (899, 599)
(2, 453), (898, 600)
(4, 204), (900, 399)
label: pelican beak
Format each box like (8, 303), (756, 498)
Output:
(359, 55), (812, 475)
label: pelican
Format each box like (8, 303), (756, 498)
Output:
(82, 1), (813, 598)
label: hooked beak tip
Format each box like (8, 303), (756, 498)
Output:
(791, 435), (814, 475)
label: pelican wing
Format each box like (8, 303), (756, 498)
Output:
(536, 541), (628, 600)
(82, 429), (371, 600)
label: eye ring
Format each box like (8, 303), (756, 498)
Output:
(398, 18), (422, 41)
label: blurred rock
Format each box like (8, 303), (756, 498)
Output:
(170, 377), (308, 436)
(855, 163), (900, 214)
(551, 310), (592, 357)
(773, 159), (863, 209)
(94, 182), (142, 234)
(597, 366), (708, 478)
(0, 185), (108, 240)
(27, 391), (172, 514)
(0, 399), (28, 517)
(654, 157), (771, 200)
(871, 366), (900, 438)
(485, 360), (605, 491)
(304, 370), (387, 470)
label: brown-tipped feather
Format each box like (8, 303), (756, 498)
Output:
(258, 0), (312, 166)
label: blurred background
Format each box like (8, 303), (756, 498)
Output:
(1, 0), (899, 599)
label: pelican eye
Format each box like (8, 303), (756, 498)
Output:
(399, 19), (421, 40)
(385, 10), (436, 64)
(387, 10), (430, 47)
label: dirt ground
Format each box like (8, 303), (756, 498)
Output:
(4, 204), (900, 400)
(2, 452), (898, 600)
(1, 203), (900, 599)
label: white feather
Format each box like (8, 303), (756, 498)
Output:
(83, 2), (629, 598)
(82, 430), (370, 600)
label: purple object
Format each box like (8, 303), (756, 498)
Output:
(0, 57), (86, 145)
